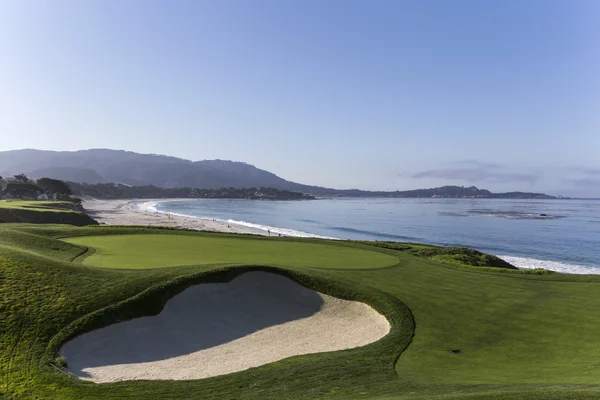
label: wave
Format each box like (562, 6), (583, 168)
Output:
(497, 255), (600, 275)
(139, 200), (599, 274)
(137, 201), (159, 212)
(139, 200), (337, 239)
(138, 201), (207, 220)
(224, 219), (338, 240)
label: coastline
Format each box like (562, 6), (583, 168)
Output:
(83, 199), (269, 236)
(83, 198), (599, 275)
(84, 198), (338, 239)
(496, 255), (600, 275)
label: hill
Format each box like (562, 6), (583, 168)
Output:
(0, 149), (307, 190)
(0, 149), (564, 198)
(346, 185), (566, 199)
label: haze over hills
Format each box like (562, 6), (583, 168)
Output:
(0, 149), (564, 198)
(0, 149), (314, 191)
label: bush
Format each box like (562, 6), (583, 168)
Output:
(407, 247), (517, 269)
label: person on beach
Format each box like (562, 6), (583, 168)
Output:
(268, 229), (271, 236)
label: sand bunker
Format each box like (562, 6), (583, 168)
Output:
(61, 271), (390, 382)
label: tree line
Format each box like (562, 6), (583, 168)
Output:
(0, 175), (74, 200)
(67, 182), (315, 200)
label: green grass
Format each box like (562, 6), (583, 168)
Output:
(0, 200), (76, 213)
(64, 233), (399, 269)
(0, 201), (96, 226)
(344, 263), (600, 384)
(2, 224), (600, 399)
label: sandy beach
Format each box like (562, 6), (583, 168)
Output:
(83, 199), (268, 236)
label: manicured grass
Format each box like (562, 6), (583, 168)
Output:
(64, 234), (399, 269)
(337, 262), (600, 384)
(2, 224), (600, 399)
(0, 200), (76, 212)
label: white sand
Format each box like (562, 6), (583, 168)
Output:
(83, 199), (267, 235)
(61, 271), (390, 382)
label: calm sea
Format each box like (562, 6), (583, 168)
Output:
(152, 198), (600, 274)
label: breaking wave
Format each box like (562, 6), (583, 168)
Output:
(137, 201), (337, 239)
(498, 255), (600, 275)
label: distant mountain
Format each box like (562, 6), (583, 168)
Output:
(29, 166), (106, 184)
(0, 149), (314, 191)
(0, 149), (565, 199)
(385, 186), (566, 199)
(301, 185), (566, 199)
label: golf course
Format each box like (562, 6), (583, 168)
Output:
(3, 224), (600, 399)
(0, 200), (97, 226)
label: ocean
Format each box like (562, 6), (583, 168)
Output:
(151, 198), (600, 274)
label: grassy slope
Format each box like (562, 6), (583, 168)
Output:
(0, 201), (76, 212)
(64, 234), (399, 269)
(2, 225), (600, 399)
(0, 201), (97, 226)
(341, 264), (600, 384)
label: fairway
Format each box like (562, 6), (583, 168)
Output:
(64, 233), (399, 269)
(337, 262), (600, 384)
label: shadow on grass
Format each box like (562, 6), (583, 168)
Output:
(60, 271), (324, 376)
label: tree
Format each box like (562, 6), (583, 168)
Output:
(13, 174), (29, 182)
(5, 182), (43, 198)
(36, 178), (72, 196)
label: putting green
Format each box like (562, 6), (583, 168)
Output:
(64, 234), (399, 269)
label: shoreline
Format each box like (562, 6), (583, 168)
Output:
(84, 198), (337, 239)
(496, 255), (600, 275)
(83, 199), (270, 236)
(83, 198), (598, 275)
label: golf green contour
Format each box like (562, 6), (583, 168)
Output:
(63, 233), (399, 269)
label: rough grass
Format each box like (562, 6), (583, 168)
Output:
(2, 225), (600, 399)
(354, 241), (516, 270)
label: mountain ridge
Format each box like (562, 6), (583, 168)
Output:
(0, 149), (565, 198)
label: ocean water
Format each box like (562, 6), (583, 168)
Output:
(151, 198), (600, 274)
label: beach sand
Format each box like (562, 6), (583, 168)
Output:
(83, 199), (268, 236)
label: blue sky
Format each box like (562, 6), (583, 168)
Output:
(1, 0), (599, 196)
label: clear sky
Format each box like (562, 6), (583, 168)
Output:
(1, 0), (599, 196)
